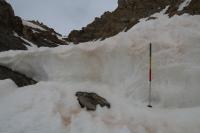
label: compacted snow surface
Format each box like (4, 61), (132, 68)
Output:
(0, 13), (200, 133)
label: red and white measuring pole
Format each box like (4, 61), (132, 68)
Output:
(148, 43), (152, 108)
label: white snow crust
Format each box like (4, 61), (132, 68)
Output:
(0, 12), (200, 133)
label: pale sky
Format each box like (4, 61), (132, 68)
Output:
(8, 0), (118, 36)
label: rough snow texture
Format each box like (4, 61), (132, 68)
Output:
(0, 13), (200, 133)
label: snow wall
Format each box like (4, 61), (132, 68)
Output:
(0, 13), (200, 133)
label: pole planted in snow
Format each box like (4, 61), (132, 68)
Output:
(148, 43), (152, 108)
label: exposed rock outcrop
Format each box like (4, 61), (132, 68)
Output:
(0, 65), (37, 87)
(182, 0), (200, 15)
(66, 0), (200, 44)
(0, 0), (27, 51)
(22, 20), (67, 47)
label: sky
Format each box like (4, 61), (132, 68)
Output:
(8, 0), (117, 36)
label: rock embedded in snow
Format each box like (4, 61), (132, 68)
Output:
(76, 91), (111, 111)
(0, 65), (37, 87)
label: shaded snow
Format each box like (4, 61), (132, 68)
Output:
(0, 13), (200, 133)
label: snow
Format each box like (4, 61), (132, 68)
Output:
(0, 79), (17, 98)
(1, 12), (200, 133)
(22, 20), (46, 31)
(178, 0), (192, 11)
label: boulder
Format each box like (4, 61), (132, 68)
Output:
(75, 91), (110, 111)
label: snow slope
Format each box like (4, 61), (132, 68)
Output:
(0, 12), (200, 133)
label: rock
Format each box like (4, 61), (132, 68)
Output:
(23, 20), (68, 46)
(182, 0), (200, 15)
(118, 0), (130, 9)
(146, 16), (157, 21)
(75, 91), (110, 111)
(0, 65), (37, 87)
(0, 0), (14, 28)
(0, 0), (27, 51)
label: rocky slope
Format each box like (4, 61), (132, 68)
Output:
(22, 20), (67, 47)
(0, 0), (26, 51)
(0, 0), (67, 52)
(66, 0), (200, 44)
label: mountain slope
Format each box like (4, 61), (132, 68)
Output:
(66, 0), (200, 44)
(0, 0), (67, 52)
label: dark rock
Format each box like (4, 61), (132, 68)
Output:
(0, 0), (23, 34)
(0, 31), (27, 52)
(0, 65), (37, 87)
(182, 0), (200, 15)
(0, 0), (27, 51)
(0, 0), (14, 28)
(75, 91), (111, 111)
(11, 16), (24, 35)
(165, 0), (200, 16)
(23, 20), (68, 47)
(146, 16), (157, 21)
(166, 0), (185, 17)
